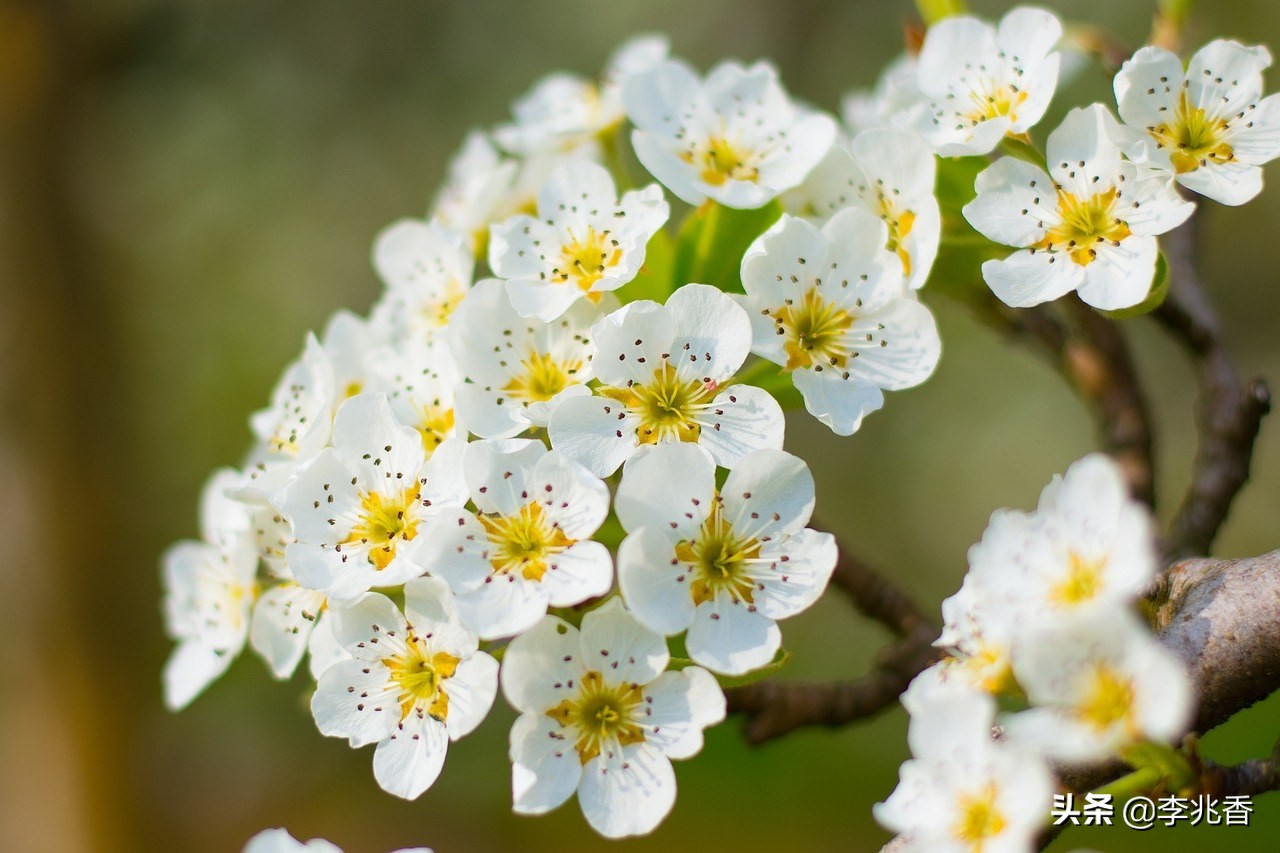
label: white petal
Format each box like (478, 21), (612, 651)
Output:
(697, 384), (786, 469)
(501, 615), (583, 714)
(542, 540), (614, 607)
(331, 393), (427, 489)
(685, 597), (780, 676)
(981, 249), (1084, 308)
(589, 300), (676, 387)
(1177, 159), (1264, 206)
(1230, 92), (1280, 165)
(329, 592), (410, 660)
(463, 438), (545, 517)
(666, 284), (752, 384)
(443, 652), (499, 739)
(505, 277), (586, 323)
(529, 451), (610, 539)
(250, 584), (325, 680)
(848, 298), (941, 391)
(1186, 40), (1270, 118)
(1114, 46), (1185, 129)
(372, 713), (449, 800)
(617, 526), (697, 635)
(453, 384), (525, 440)
(311, 659), (399, 747)
(963, 158), (1055, 247)
(403, 576), (479, 658)
(630, 129), (706, 206)
(163, 641), (236, 711)
(455, 573), (550, 640)
(285, 543), (384, 604)
(792, 367), (885, 436)
(417, 509), (493, 593)
(995, 7), (1062, 65)
(243, 828), (342, 853)
(578, 744), (677, 839)
(489, 215), (552, 280)
(279, 449), (358, 545)
(615, 442), (716, 538)
(307, 611), (348, 680)
(509, 713), (583, 815)
(752, 528), (838, 620)
(1045, 104), (1126, 197)
(1076, 234), (1159, 310)
(578, 598), (669, 686)
(548, 394), (639, 478)
(639, 667), (726, 759)
(720, 448), (815, 539)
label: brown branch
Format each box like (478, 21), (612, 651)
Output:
(726, 544), (940, 743)
(1201, 735), (1280, 798)
(1155, 214), (1271, 560)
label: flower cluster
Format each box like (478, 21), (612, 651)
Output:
(158, 32), (952, 840)
(877, 453), (1193, 851)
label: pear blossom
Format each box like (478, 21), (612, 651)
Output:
(1005, 608), (1193, 763)
(320, 310), (378, 402)
(249, 582), (350, 680)
(365, 339), (463, 457)
(370, 219), (474, 346)
(623, 59), (836, 208)
(446, 278), (602, 439)
(790, 129), (941, 290)
(502, 599), (726, 838)
(549, 284), (785, 477)
(875, 680), (1055, 852)
(243, 829), (431, 853)
(419, 439), (611, 639)
(615, 443), (836, 675)
(1114, 39), (1280, 205)
(161, 469), (259, 710)
(842, 53), (925, 135)
(739, 208), (941, 436)
(494, 35), (670, 155)
(249, 332), (336, 465)
(964, 104), (1194, 310)
(429, 131), (522, 253)
(912, 6), (1063, 155)
(933, 572), (1021, 696)
(312, 578), (498, 799)
(489, 161), (668, 321)
(280, 393), (468, 601)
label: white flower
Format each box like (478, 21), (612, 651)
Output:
(249, 333), (336, 465)
(842, 53), (926, 135)
(446, 278), (602, 439)
(311, 578), (498, 800)
(489, 161), (668, 321)
(494, 35), (670, 156)
(739, 209), (941, 436)
(365, 338), (463, 457)
(624, 59), (836, 208)
(419, 439), (612, 639)
(429, 131), (521, 253)
(243, 829), (431, 853)
(549, 283), (785, 477)
(280, 393), (467, 601)
(615, 443), (836, 675)
(502, 599), (726, 838)
(1114, 39), (1280, 205)
(370, 219), (474, 346)
(964, 104), (1194, 310)
(249, 582), (346, 680)
(876, 681), (1055, 852)
(934, 572), (1021, 696)
(1005, 608), (1192, 763)
(789, 129), (941, 290)
(162, 469), (259, 710)
(912, 7), (1063, 155)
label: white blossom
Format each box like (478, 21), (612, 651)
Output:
(249, 333), (336, 465)
(912, 6), (1063, 155)
(964, 104), (1194, 309)
(370, 219), (474, 346)
(549, 283), (785, 477)
(280, 393), (467, 601)
(364, 338), (463, 457)
(739, 208), (941, 435)
(243, 829), (430, 853)
(489, 161), (668, 321)
(428, 131), (521, 254)
(624, 59), (836, 208)
(311, 578), (498, 800)
(446, 278), (602, 439)
(502, 599), (725, 838)
(615, 443), (835, 675)
(1114, 39), (1280, 205)
(419, 440), (612, 640)
(842, 53), (926, 135)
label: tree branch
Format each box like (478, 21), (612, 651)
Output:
(1200, 735), (1280, 798)
(1155, 214), (1271, 560)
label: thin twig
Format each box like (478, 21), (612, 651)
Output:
(1201, 735), (1280, 798)
(1154, 213), (1271, 560)
(826, 544), (934, 639)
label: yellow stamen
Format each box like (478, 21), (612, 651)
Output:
(503, 351), (582, 403)
(546, 670), (646, 764)
(340, 484), (422, 570)
(1051, 551), (1106, 605)
(1149, 90), (1236, 174)
(1077, 665), (1136, 731)
(769, 288), (855, 371)
(478, 501), (573, 582)
(385, 637), (460, 721)
(877, 194), (917, 276)
(598, 363), (714, 445)
(675, 500), (761, 606)
(416, 404), (455, 456)
(691, 136), (760, 186)
(553, 227), (622, 292)
(964, 81), (1029, 127)
(1031, 188), (1132, 267)
(954, 784), (1008, 848)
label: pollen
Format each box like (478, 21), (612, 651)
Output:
(953, 784), (1008, 846)
(478, 501), (573, 582)
(1032, 188), (1132, 266)
(1077, 664), (1136, 732)
(1051, 551), (1106, 605)
(546, 670), (646, 764)
(503, 351), (582, 403)
(416, 404), (456, 455)
(963, 80), (1028, 127)
(421, 278), (468, 328)
(692, 135), (760, 186)
(599, 363), (714, 445)
(385, 637), (460, 721)
(1149, 90), (1236, 174)
(555, 227), (622, 292)
(675, 500), (762, 606)
(771, 287), (855, 370)
(877, 194), (917, 277)
(341, 484), (423, 570)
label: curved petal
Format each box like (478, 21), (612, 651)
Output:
(617, 526), (697, 635)
(311, 659), (399, 747)
(615, 442), (715, 538)
(548, 394), (640, 478)
(666, 284), (752, 384)
(372, 713), (449, 800)
(455, 573), (550, 641)
(791, 366), (885, 436)
(509, 712), (584, 815)
(981, 249), (1084, 308)
(578, 598), (669, 686)
(720, 449), (815, 539)
(443, 652), (499, 739)
(1076, 234), (1158, 310)
(751, 528), (838, 620)
(578, 743), (677, 839)
(501, 615), (583, 714)
(639, 667), (726, 759)
(685, 597), (781, 676)
(542, 540), (614, 607)
(697, 384), (786, 469)
(962, 158), (1055, 247)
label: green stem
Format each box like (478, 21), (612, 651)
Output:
(914, 0), (966, 25)
(601, 123), (634, 192)
(1095, 766), (1165, 801)
(1000, 134), (1048, 170)
(689, 201), (726, 284)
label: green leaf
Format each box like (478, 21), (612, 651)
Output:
(668, 648), (794, 688)
(935, 155), (988, 212)
(1119, 740), (1196, 792)
(619, 228), (675, 304)
(672, 200), (782, 293)
(1101, 253), (1171, 320)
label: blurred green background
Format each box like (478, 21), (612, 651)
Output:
(2, 0), (1279, 850)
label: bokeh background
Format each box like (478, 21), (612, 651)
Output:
(2, 0), (1279, 851)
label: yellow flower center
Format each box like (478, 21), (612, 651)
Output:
(421, 279), (467, 330)
(546, 670), (646, 764)
(1077, 665), (1136, 731)
(692, 135), (760, 186)
(554, 227), (622, 294)
(1031, 188), (1133, 266)
(478, 501), (573, 582)
(599, 362), (716, 445)
(1051, 551), (1106, 605)
(877, 194), (917, 277)
(964, 81), (1028, 127)
(954, 784), (1008, 848)
(340, 484), (422, 570)
(1149, 91), (1236, 174)
(416, 404), (455, 456)
(767, 287), (855, 371)
(503, 351), (582, 403)
(951, 644), (1019, 696)
(675, 501), (761, 606)
(385, 636), (460, 721)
